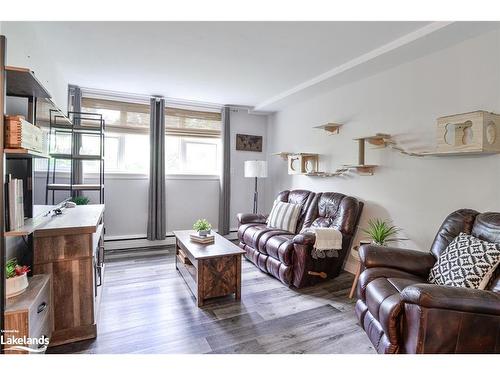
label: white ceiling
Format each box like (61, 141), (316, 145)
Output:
(6, 21), (500, 111)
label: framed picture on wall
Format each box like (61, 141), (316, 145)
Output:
(236, 134), (263, 152)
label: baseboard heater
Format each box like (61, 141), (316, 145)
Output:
(104, 230), (238, 251)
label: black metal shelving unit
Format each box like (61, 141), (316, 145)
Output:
(45, 111), (105, 204)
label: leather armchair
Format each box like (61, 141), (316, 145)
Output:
(355, 209), (500, 354)
(238, 190), (363, 288)
(236, 213), (267, 225)
(360, 245), (436, 277)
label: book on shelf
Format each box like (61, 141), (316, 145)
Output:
(6, 177), (24, 231)
(189, 234), (215, 244)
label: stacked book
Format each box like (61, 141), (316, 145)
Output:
(190, 233), (215, 244)
(6, 177), (24, 231)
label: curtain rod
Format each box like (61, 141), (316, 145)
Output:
(79, 86), (224, 111)
(77, 86), (271, 115)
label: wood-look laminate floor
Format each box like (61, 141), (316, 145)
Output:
(48, 248), (375, 354)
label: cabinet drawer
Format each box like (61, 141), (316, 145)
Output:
(30, 310), (52, 353)
(34, 234), (93, 264)
(4, 275), (52, 354)
(28, 277), (51, 336)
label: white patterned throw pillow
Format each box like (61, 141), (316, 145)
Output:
(266, 200), (302, 233)
(428, 232), (500, 289)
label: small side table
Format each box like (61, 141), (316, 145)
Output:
(349, 245), (362, 299)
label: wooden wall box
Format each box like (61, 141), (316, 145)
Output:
(4, 274), (53, 354)
(436, 111), (500, 153)
(4, 115), (44, 152)
(287, 153), (319, 175)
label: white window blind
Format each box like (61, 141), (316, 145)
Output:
(81, 98), (222, 138)
(81, 98), (150, 133)
(165, 107), (221, 138)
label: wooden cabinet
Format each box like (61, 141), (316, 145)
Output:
(4, 274), (53, 354)
(32, 204), (105, 347)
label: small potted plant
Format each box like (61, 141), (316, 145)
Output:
(72, 196), (90, 205)
(5, 258), (30, 298)
(193, 219), (212, 237)
(362, 218), (401, 246)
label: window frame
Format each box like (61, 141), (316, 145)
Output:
(74, 97), (223, 177)
(165, 136), (220, 176)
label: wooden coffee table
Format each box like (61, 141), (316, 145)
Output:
(173, 230), (245, 307)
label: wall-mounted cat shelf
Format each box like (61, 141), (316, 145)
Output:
(383, 111), (500, 157)
(305, 134), (384, 177)
(275, 133), (387, 177)
(313, 122), (343, 134)
(417, 111), (500, 156)
(273, 152), (342, 176)
(274, 111), (499, 180)
(272, 151), (292, 161)
(353, 133), (391, 147)
(305, 168), (349, 177)
(287, 153), (319, 175)
(355, 133), (423, 157)
(340, 134), (387, 175)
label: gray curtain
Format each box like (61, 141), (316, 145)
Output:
(68, 85), (83, 195)
(218, 106), (231, 235)
(147, 97), (166, 240)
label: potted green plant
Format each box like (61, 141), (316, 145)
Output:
(72, 196), (90, 205)
(5, 258), (30, 298)
(362, 218), (401, 246)
(193, 219), (212, 237)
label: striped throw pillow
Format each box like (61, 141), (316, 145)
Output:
(266, 200), (302, 232)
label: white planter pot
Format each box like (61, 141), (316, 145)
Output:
(198, 229), (211, 237)
(6, 273), (29, 299)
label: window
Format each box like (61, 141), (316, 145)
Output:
(165, 107), (222, 175)
(166, 137), (220, 175)
(36, 97), (222, 176)
(81, 98), (150, 174)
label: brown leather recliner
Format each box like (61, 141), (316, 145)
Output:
(356, 209), (500, 354)
(237, 189), (363, 288)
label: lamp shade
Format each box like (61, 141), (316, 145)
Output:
(244, 160), (268, 178)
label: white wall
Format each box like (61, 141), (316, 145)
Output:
(229, 109), (268, 227)
(1, 22), (68, 112)
(265, 29), (500, 273)
(33, 173), (219, 239)
(33, 109), (268, 239)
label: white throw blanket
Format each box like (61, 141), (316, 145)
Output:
(301, 227), (343, 259)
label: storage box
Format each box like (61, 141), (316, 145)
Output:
(436, 111), (500, 153)
(4, 115), (44, 152)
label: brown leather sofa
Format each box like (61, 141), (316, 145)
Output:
(237, 189), (363, 288)
(355, 209), (500, 354)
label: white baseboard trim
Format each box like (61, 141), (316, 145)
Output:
(105, 237), (174, 250)
(103, 229), (357, 274)
(104, 229), (239, 251)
